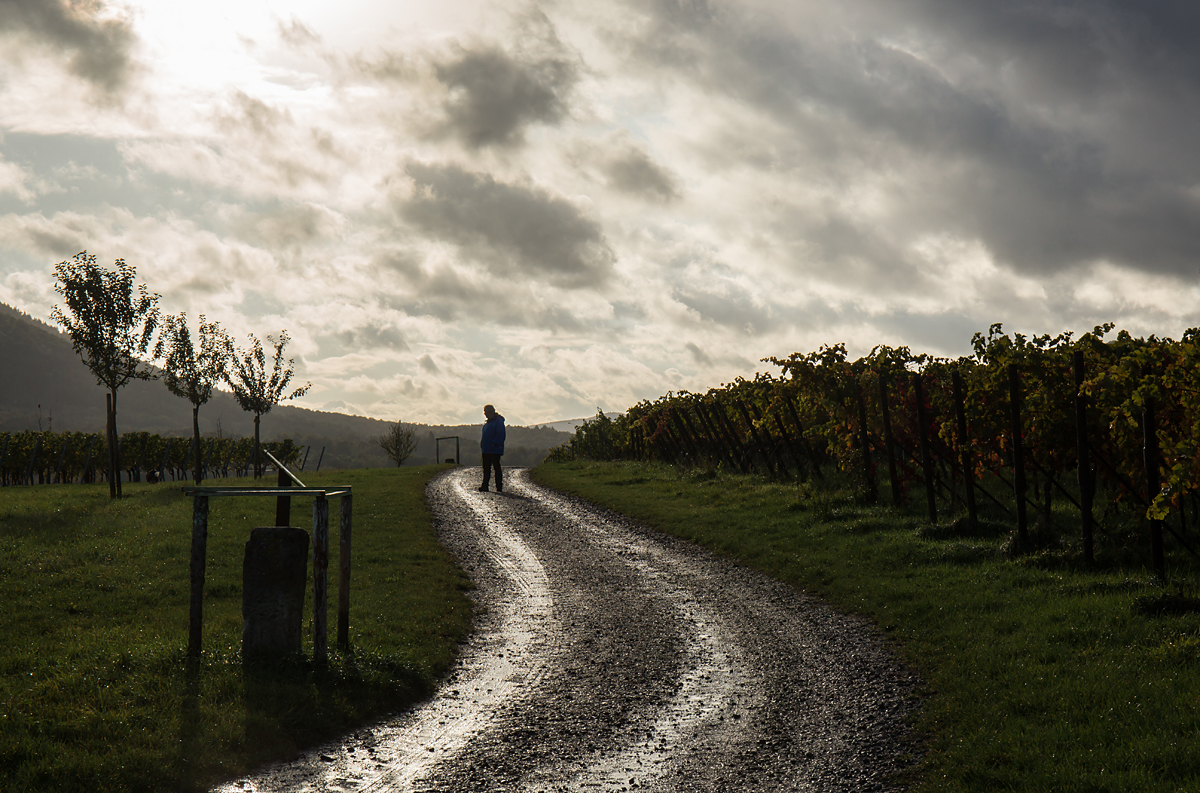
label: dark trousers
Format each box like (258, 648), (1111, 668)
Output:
(482, 454), (503, 490)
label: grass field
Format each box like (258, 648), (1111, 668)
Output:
(0, 465), (472, 793)
(532, 460), (1200, 793)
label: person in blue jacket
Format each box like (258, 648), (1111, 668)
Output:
(479, 404), (506, 492)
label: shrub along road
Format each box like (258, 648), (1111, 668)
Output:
(222, 466), (919, 792)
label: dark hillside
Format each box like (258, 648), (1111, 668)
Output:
(0, 303), (571, 467)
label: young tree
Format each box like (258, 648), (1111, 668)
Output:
(51, 252), (160, 498)
(154, 313), (232, 484)
(379, 422), (418, 466)
(225, 331), (310, 478)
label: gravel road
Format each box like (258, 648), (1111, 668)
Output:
(217, 467), (921, 792)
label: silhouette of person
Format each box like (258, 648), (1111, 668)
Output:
(479, 404), (506, 492)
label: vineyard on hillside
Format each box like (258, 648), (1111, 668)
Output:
(0, 430), (306, 486)
(551, 324), (1200, 576)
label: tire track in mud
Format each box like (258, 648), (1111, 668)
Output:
(215, 467), (920, 792)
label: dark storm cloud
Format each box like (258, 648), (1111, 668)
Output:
(376, 250), (593, 332)
(672, 280), (778, 335)
(432, 43), (577, 148)
(356, 10), (578, 149)
(335, 320), (409, 352)
(397, 160), (615, 288)
(620, 0), (1200, 279)
(0, 0), (137, 95)
(685, 341), (712, 366)
(235, 203), (339, 249)
(571, 135), (679, 202)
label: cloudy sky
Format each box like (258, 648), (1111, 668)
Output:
(2, 0), (1199, 425)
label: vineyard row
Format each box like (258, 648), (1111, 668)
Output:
(553, 325), (1200, 576)
(0, 430), (316, 486)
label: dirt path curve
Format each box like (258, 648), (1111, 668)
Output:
(217, 467), (921, 793)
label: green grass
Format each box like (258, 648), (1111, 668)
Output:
(532, 460), (1200, 793)
(0, 465), (472, 793)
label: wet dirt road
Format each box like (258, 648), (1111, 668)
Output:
(217, 467), (920, 792)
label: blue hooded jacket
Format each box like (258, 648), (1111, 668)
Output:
(481, 414), (506, 455)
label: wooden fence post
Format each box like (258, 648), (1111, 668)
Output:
(878, 374), (901, 506)
(856, 386), (877, 500)
(1073, 352), (1094, 564)
(312, 495), (329, 663)
(747, 400), (790, 479)
(276, 465), (291, 527)
(1009, 364), (1029, 545)
(952, 370), (978, 531)
(1143, 385), (1165, 579)
(338, 494), (353, 653)
(913, 373), (938, 524)
(188, 495), (209, 658)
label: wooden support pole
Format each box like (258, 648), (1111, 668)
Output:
(79, 435), (97, 484)
(312, 495), (329, 663)
(1009, 364), (1029, 544)
(747, 400), (790, 480)
(1143, 386), (1165, 579)
(878, 374), (901, 506)
(338, 494), (352, 653)
(106, 393), (117, 498)
(856, 386), (877, 500)
(735, 400), (774, 476)
(188, 495), (209, 658)
(952, 370), (978, 531)
(1074, 351), (1094, 564)
(25, 434), (41, 486)
(913, 373), (938, 524)
(54, 435), (69, 483)
(275, 465), (291, 527)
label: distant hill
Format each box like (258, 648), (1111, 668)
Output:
(0, 303), (572, 469)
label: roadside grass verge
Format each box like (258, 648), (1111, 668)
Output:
(0, 465), (472, 793)
(532, 460), (1200, 792)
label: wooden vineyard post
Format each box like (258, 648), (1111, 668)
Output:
(188, 495), (209, 658)
(856, 386), (877, 500)
(79, 435), (97, 483)
(1074, 352), (1094, 564)
(702, 402), (742, 473)
(338, 494), (353, 653)
(54, 436), (69, 483)
(951, 370), (978, 531)
(878, 374), (901, 506)
(735, 400), (776, 477)
(913, 372), (937, 524)
(1009, 365), (1029, 545)
(671, 410), (700, 463)
(25, 434), (41, 486)
(680, 409), (710, 467)
(747, 400), (788, 478)
(313, 495), (329, 663)
(709, 403), (750, 474)
(275, 465), (291, 527)
(772, 411), (807, 481)
(1143, 382), (1165, 579)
